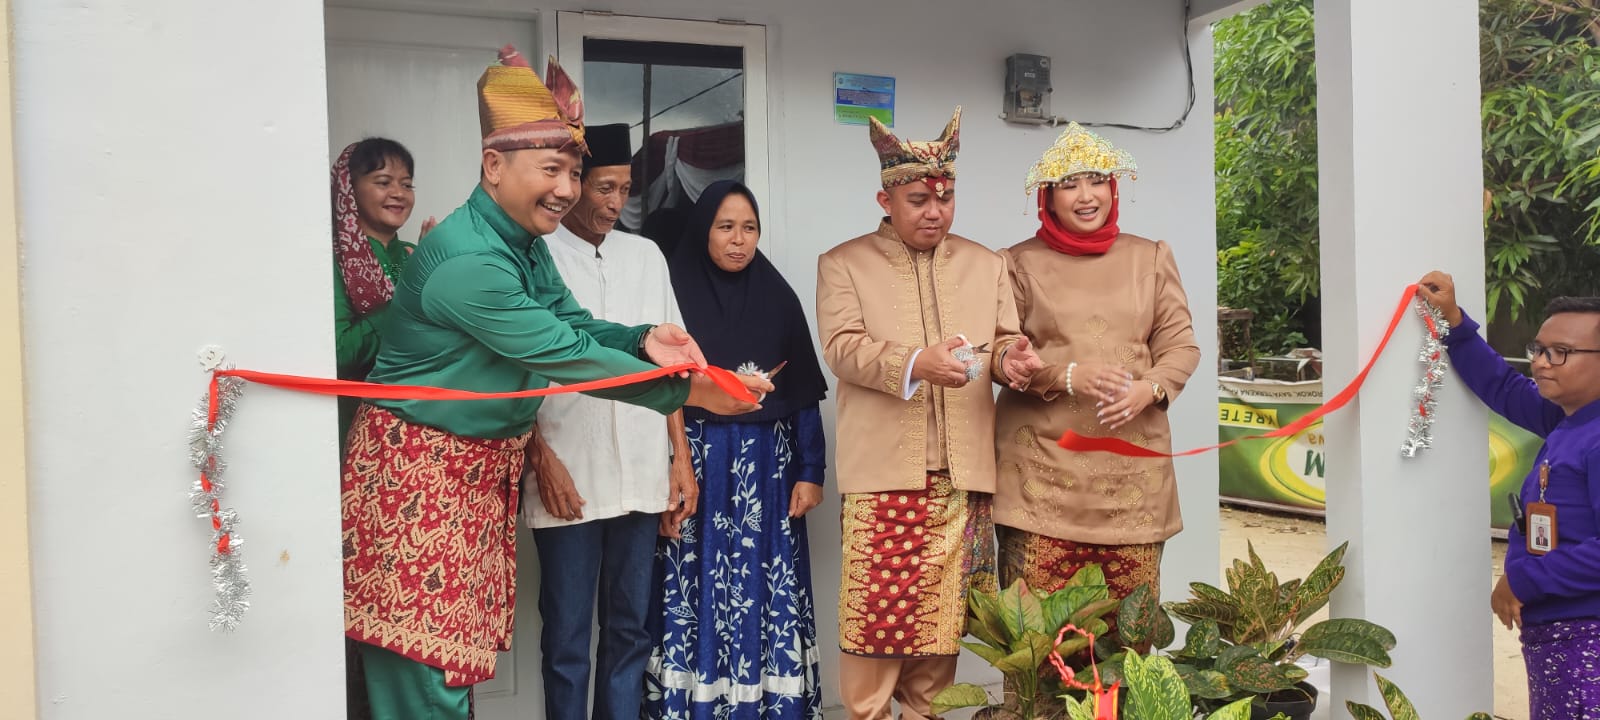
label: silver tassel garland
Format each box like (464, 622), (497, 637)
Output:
(188, 371), (251, 630)
(1401, 299), (1451, 458)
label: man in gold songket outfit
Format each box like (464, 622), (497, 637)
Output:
(816, 107), (1046, 720)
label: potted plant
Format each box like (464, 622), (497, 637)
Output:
(1156, 542), (1397, 720)
(1060, 649), (1261, 720)
(1048, 580), (1185, 694)
(1345, 672), (1492, 720)
(931, 566), (1121, 720)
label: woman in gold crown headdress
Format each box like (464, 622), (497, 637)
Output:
(993, 124), (1201, 639)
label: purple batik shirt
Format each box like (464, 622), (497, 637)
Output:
(1445, 312), (1600, 626)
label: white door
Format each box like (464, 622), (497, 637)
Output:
(556, 11), (771, 255)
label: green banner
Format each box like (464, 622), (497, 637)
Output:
(1217, 378), (1539, 530)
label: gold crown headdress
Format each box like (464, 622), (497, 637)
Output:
(869, 107), (961, 195)
(477, 45), (588, 154)
(1023, 122), (1137, 195)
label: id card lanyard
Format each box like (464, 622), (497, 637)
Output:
(1527, 458), (1558, 556)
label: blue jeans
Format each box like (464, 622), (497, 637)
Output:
(532, 511), (658, 720)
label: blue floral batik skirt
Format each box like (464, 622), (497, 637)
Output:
(644, 418), (821, 720)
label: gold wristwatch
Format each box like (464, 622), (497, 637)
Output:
(1150, 381), (1167, 403)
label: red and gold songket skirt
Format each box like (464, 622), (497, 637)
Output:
(342, 404), (530, 686)
(997, 527), (1163, 600)
(839, 473), (996, 657)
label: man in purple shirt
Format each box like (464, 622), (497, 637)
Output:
(1419, 270), (1600, 719)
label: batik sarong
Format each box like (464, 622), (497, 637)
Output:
(1523, 617), (1600, 720)
(839, 473), (995, 657)
(342, 403), (530, 686)
(998, 526), (1163, 600)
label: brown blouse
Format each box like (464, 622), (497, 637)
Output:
(993, 234), (1200, 545)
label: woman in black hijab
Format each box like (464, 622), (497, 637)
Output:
(644, 181), (829, 720)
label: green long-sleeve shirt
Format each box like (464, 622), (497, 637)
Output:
(366, 185), (690, 439)
(334, 236), (413, 442)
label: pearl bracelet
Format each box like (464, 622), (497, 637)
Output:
(1065, 361), (1078, 397)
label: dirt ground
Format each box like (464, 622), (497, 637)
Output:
(1220, 506), (1525, 720)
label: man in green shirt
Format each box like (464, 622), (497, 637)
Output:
(340, 47), (768, 720)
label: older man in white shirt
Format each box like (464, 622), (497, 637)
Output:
(523, 123), (696, 720)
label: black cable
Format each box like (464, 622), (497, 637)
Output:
(1075, 0), (1196, 134)
(631, 71), (745, 129)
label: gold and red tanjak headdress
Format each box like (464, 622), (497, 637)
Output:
(477, 45), (587, 154)
(869, 106), (960, 198)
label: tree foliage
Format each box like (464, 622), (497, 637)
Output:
(1480, 0), (1600, 327)
(1214, 0), (1320, 356)
(1214, 0), (1600, 356)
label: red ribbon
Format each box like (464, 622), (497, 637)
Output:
(215, 362), (756, 404)
(198, 362), (753, 559)
(1049, 624), (1120, 719)
(1059, 284), (1422, 458)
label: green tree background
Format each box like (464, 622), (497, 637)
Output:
(1215, 0), (1600, 358)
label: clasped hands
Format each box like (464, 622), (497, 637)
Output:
(1071, 363), (1154, 431)
(642, 323), (774, 416)
(910, 335), (1049, 391)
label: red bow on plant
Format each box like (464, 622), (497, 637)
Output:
(1048, 624), (1120, 720)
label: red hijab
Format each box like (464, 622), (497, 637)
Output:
(1035, 176), (1121, 256)
(332, 143), (394, 316)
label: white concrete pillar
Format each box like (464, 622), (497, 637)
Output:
(13, 0), (344, 718)
(1315, 0), (1490, 715)
(1162, 16), (1223, 611)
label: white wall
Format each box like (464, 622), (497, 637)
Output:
(14, 1), (344, 718)
(15, 0), (1217, 715)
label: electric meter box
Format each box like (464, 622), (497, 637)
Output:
(1004, 53), (1052, 124)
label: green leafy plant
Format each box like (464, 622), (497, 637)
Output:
(1156, 542), (1396, 712)
(1059, 651), (1264, 720)
(1054, 582), (1175, 692)
(931, 568), (1120, 719)
(1345, 672), (1494, 720)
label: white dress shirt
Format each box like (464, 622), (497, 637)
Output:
(524, 223), (683, 529)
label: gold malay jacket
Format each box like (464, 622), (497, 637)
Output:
(817, 221), (1025, 495)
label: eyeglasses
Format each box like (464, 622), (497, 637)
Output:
(1525, 342), (1600, 366)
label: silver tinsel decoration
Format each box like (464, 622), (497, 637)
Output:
(188, 369), (251, 631)
(1401, 299), (1451, 458)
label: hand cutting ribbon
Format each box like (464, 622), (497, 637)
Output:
(1059, 284), (1445, 459)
